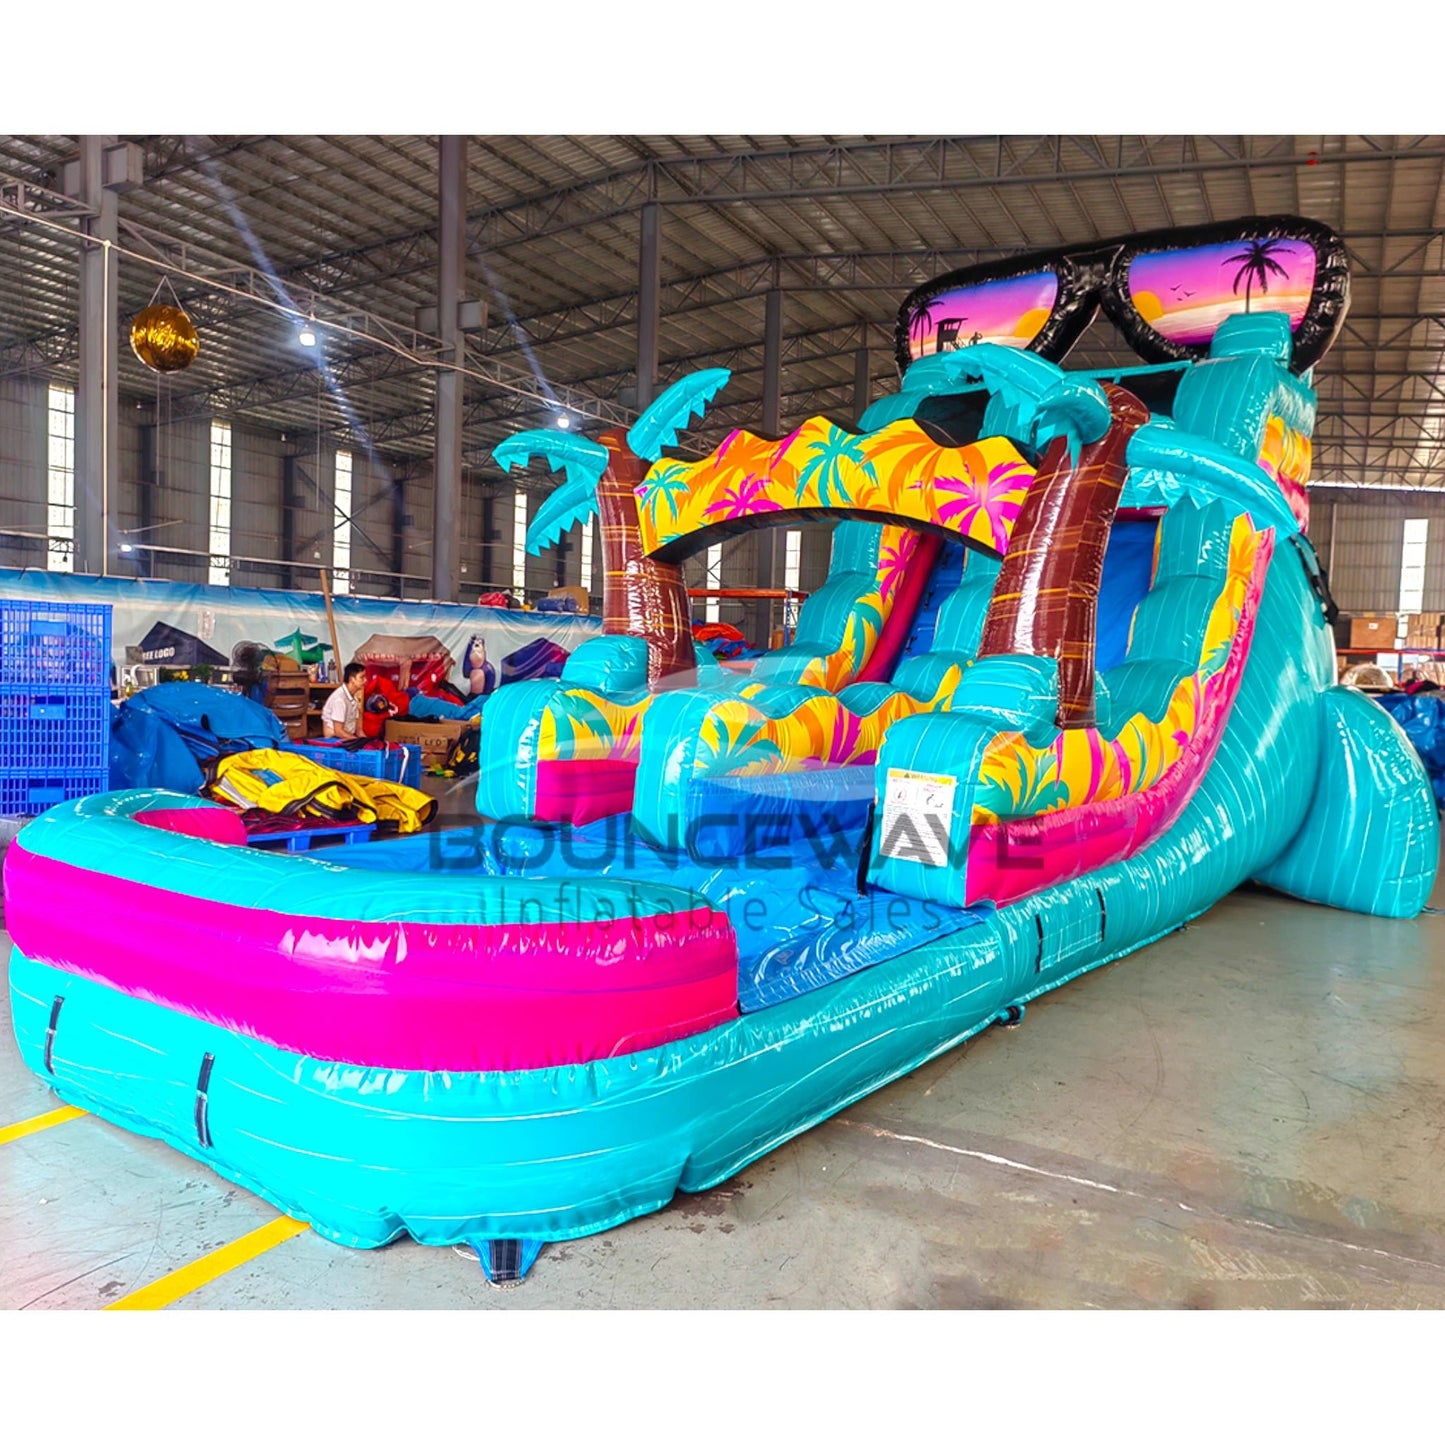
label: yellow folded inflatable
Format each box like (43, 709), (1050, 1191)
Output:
(208, 749), (436, 833)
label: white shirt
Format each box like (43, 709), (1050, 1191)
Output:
(321, 683), (359, 737)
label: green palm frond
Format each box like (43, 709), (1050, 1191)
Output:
(526, 478), (602, 556)
(944, 344), (1110, 463)
(1031, 375), (1113, 464)
(918, 344), (1109, 452)
(626, 369), (731, 461)
(492, 429), (609, 486)
(492, 430), (610, 555)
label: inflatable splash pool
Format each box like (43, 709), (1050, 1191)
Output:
(6, 216), (1438, 1283)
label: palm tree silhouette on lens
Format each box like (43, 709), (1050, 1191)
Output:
(1226, 238), (1291, 313)
(909, 308), (933, 355)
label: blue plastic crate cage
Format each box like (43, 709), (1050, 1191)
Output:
(0, 600), (112, 691)
(283, 740), (422, 791)
(0, 768), (109, 817)
(0, 690), (111, 773)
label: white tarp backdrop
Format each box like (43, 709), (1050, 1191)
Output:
(0, 569), (601, 692)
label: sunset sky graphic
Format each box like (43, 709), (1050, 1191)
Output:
(910, 270), (1059, 359)
(1127, 239), (1317, 345)
(908, 238), (1318, 359)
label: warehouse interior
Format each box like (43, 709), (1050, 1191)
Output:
(1, 114), (1443, 1420)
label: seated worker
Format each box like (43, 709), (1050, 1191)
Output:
(321, 662), (367, 739)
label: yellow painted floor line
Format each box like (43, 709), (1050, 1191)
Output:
(0, 1104), (86, 1146)
(105, 1215), (311, 1311)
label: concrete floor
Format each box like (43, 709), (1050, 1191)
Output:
(2, 820), (1443, 1309)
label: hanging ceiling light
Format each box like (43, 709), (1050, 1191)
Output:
(556, 413), (571, 429)
(298, 317), (317, 347)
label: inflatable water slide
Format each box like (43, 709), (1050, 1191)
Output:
(6, 216), (1438, 1283)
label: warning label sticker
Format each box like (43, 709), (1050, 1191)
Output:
(879, 768), (957, 868)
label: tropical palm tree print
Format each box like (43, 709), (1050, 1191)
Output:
(795, 426), (877, 506)
(908, 307), (933, 359)
(637, 417), (1037, 557)
(876, 531), (920, 601)
(637, 458), (692, 525)
(705, 473), (781, 520)
(1226, 238), (1291, 313)
(930, 457), (1034, 553)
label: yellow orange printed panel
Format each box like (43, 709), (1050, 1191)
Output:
(972, 516), (1262, 823)
(795, 583), (884, 692)
(538, 689), (655, 763)
(792, 525), (921, 691)
(692, 667), (964, 780)
(637, 419), (1035, 557)
(1257, 415), (1312, 490)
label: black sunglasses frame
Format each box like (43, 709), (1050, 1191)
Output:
(894, 215), (1351, 379)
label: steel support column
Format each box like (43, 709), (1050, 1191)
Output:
(853, 342), (871, 423)
(756, 286), (784, 643)
(636, 201), (661, 412)
(136, 424), (158, 579)
(762, 288), (783, 436)
(432, 135), (466, 601)
(282, 454), (304, 592)
(480, 493), (495, 591)
(75, 136), (118, 577)
(391, 469), (407, 598)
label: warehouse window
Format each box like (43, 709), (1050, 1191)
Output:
(333, 449), (352, 595)
(1399, 518), (1429, 614)
(1390, 517), (1432, 665)
(580, 519), (595, 598)
(208, 421), (232, 587)
(783, 529), (802, 629)
(704, 542), (723, 624)
(46, 384), (75, 572)
(512, 490), (528, 594)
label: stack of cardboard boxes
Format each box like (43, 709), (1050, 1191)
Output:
(384, 718), (472, 771)
(1332, 611), (1445, 686)
(1403, 612), (1445, 652)
(1339, 614), (1398, 652)
(1332, 613), (1445, 652)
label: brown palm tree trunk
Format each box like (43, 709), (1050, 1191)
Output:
(977, 384), (1150, 729)
(597, 427), (697, 687)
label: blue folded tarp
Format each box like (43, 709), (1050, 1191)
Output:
(407, 693), (486, 722)
(110, 682), (285, 791)
(1377, 691), (1445, 811)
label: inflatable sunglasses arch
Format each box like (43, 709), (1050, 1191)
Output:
(894, 215), (1351, 376)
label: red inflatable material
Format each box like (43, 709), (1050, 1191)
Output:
(852, 533), (944, 685)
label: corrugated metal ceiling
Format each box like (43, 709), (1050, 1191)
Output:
(1, 134), (1443, 494)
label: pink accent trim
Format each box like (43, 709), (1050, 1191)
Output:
(1278, 475), (1310, 532)
(4, 847), (739, 1072)
(964, 534), (1274, 907)
(134, 807), (249, 846)
(854, 533), (944, 685)
(533, 758), (639, 825)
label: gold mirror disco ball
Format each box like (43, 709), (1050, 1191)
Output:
(129, 304), (200, 373)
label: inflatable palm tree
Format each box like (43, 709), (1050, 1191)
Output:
(493, 370), (730, 688)
(929, 345), (1141, 728)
